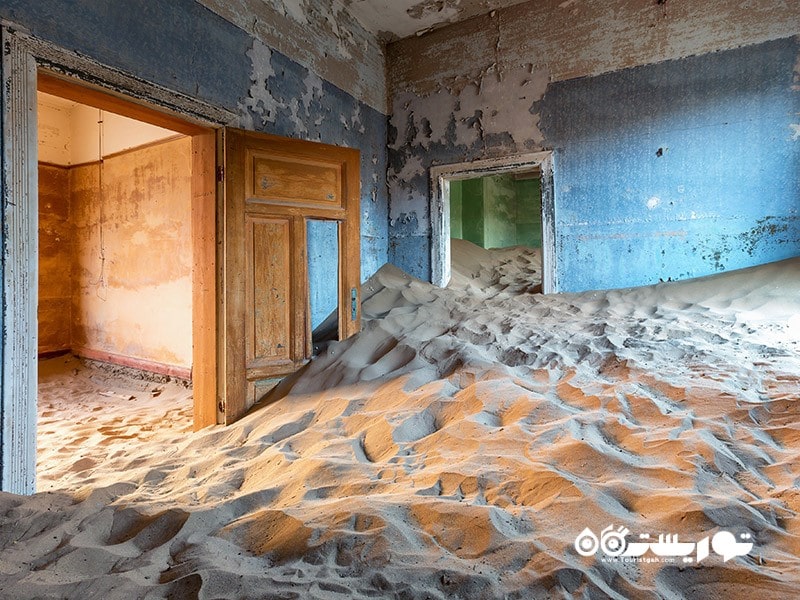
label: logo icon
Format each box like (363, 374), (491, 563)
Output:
(574, 526), (753, 564)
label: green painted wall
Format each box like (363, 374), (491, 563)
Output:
(483, 175), (517, 248)
(450, 175), (542, 249)
(515, 178), (542, 248)
(450, 181), (463, 239)
(461, 178), (485, 247)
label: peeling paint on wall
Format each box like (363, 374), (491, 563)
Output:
(389, 0), (800, 97)
(235, 37), (389, 279)
(198, 0), (387, 113)
(389, 26), (800, 289)
(388, 60), (550, 275)
(347, 0), (531, 43)
(541, 38), (800, 291)
(2, 0), (390, 282)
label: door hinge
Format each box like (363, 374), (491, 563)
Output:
(216, 166), (224, 182)
(351, 287), (358, 321)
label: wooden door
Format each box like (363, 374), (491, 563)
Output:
(221, 128), (361, 423)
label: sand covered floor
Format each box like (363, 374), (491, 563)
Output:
(2, 241), (800, 599)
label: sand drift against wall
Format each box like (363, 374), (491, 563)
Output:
(4, 240), (800, 598)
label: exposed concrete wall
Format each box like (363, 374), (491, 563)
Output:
(38, 165), (72, 355)
(387, 0), (800, 290)
(198, 0), (387, 114)
(71, 137), (193, 370)
(2, 0), (389, 281)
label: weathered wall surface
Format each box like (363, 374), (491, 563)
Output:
(389, 0), (800, 98)
(71, 138), (194, 369)
(197, 0), (386, 114)
(1, 0), (388, 280)
(37, 165), (72, 355)
(387, 0), (800, 290)
(38, 91), (178, 165)
(542, 39), (800, 291)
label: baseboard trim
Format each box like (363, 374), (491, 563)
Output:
(72, 346), (192, 380)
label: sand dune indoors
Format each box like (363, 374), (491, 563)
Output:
(2, 240), (799, 599)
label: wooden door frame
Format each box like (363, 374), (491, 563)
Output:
(1, 24), (236, 493)
(429, 152), (557, 293)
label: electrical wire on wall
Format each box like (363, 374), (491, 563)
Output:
(91, 108), (109, 301)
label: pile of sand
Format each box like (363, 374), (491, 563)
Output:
(2, 240), (799, 599)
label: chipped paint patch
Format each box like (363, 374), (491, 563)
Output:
(278, 0), (309, 25)
(348, 0), (531, 42)
(240, 40), (280, 129)
(389, 0), (800, 97)
(392, 63), (549, 152)
(390, 33), (800, 289)
(790, 123), (800, 141)
(387, 62), (551, 272)
(407, 0), (460, 22)
(199, 0), (386, 113)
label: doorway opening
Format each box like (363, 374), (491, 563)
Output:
(429, 152), (556, 293)
(37, 91), (194, 375)
(448, 169), (544, 291)
(307, 219), (341, 356)
(450, 168), (543, 246)
(34, 75), (217, 490)
(3, 28), (362, 494)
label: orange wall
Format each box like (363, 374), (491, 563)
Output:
(37, 135), (193, 372)
(71, 136), (193, 371)
(38, 164), (73, 355)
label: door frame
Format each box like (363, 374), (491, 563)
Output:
(1, 24), (236, 493)
(429, 152), (557, 293)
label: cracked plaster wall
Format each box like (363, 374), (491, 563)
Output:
(1, 0), (389, 281)
(387, 0), (800, 290)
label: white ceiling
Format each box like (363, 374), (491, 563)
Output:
(345, 0), (532, 42)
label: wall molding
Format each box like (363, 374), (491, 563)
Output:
(73, 346), (192, 381)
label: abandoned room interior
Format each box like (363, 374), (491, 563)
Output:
(1, 0), (799, 597)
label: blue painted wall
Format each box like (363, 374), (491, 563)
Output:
(306, 220), (339, 331)
(0, 0), (389, 280)
(388, 37), (800, 292)
(539, 37), (800, 292)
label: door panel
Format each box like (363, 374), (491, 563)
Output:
(247, 216), (292, 364)
(222, 128), (361, 423)
(250, 155), (341, 205)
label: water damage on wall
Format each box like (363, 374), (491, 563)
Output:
(348, 0), (531, 42)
